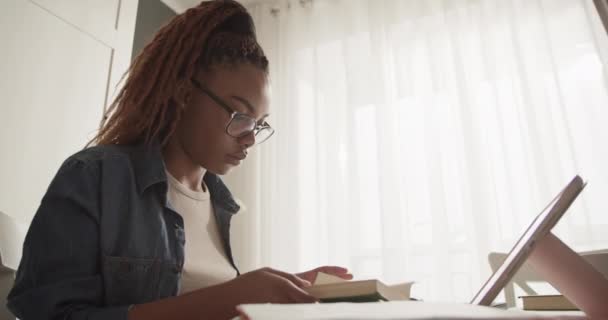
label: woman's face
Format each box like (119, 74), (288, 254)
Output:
(175, 63), (271, 175)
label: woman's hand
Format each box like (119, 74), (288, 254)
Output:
(128, 267), (316, 320)
(225, 267), (318, 304)
(296, 266), (353, 284)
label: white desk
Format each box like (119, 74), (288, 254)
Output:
(518, 310), (586, 320)
(236, 301), (588, 320)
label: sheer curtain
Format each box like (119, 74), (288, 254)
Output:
(225, 0), (608, 302)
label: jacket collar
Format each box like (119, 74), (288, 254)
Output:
(129, 141), (241, 214)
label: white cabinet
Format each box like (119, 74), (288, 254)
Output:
(0, 0), (138, 223)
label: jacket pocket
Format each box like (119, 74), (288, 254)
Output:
(102, 255), (162, 306)
(157, 259), (182, 297)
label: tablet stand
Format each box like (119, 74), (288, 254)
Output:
(527, 232), (608, 319)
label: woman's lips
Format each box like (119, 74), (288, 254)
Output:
(226, 153), (246, 165)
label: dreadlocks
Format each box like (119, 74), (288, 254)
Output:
(91, 0), (269, 147)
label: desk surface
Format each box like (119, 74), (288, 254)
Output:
(236, 301), (588, 320)
(519, 309), (586, 319)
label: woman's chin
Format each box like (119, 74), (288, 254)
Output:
(207, 163), (236, 176)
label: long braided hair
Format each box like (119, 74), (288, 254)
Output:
(91, 0), (269, 147)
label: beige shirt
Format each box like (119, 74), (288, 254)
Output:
(165, 171), (236, 295)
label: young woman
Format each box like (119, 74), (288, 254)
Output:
(7, 1), (352, 319)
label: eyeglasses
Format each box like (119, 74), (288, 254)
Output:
(191, 79), (275, 145)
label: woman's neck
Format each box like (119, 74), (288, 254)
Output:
(161, 136), (207, 192)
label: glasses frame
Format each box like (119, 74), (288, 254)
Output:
(191, 79), (274, 144)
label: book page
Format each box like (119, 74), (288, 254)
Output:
(312, 272), (414, 300)
(384, 282), (414, 300)
(313, 272), (349, 285)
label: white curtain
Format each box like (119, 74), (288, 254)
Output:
(226, 0), (608, 302)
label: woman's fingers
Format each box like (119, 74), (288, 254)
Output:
(236, 306), (251, 320)
(287, 284), (319, 303)
(316, 266), (349, 274)
(262, 267), (312, 288)
(262, 270), (317, 303)
(315, 266), (354, 279)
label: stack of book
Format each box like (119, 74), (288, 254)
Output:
(519, 294), (578, 311)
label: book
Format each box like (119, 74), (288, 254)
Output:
(303, 272), (413, 303)
(519, 294), (578, 311)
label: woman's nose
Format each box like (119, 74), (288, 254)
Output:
(239, 131), (256, 148)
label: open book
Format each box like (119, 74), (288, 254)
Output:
(303, 272), (414, 302)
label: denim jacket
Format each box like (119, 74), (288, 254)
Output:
(7, 142), (241, 320)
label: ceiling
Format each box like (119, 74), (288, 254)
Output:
(160, 0), (267, 13)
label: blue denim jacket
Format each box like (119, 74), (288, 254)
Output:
(7, 142), (241, 320)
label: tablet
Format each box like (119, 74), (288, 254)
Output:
(470, 175), (586, 306)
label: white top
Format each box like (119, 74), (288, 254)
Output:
(165, 171), (236, 295)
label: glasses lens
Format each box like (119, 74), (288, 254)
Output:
(227, 114), (256, 137)
(254, 127), (275, 144)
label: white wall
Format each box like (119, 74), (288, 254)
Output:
(0, 0), (138, 224)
